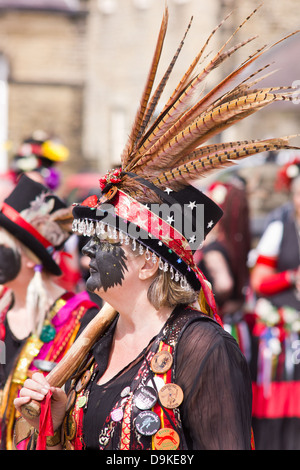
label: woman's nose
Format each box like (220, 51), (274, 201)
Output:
(82, 238), (97, 257)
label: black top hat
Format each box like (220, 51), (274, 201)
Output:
(0, 174), (69, 275)
(72, 175), (223, 291)
(13, 131), (69, 166)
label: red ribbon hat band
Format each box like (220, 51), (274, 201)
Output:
(1, 202), (53, 251)
(0, 174), (70, 276)
(72, 173), (223, 322)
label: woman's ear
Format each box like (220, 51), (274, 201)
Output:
(22, 250), (37, 270)
(25, 258), (36, 270)
(138, 254), (159, 281)
(19, 243), (41, 270)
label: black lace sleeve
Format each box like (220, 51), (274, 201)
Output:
(175, 318), (252, 450)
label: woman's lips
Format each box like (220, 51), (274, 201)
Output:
(89, 264), (98, 273)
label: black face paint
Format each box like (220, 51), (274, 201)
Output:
(0, 245), (21, 284)
(82, 237), (128, 292)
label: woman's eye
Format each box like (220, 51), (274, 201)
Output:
(94, 235), (121, 246)
(92, 236), (121, 250)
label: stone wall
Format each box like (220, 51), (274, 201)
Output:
(0, 0), (299, 189)
(0, 7), (87, 177)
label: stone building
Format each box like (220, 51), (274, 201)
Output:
(0, 0), (299, 191)
(0, 0), (87, 176)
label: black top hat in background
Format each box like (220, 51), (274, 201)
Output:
(12, 130), (69, 170)
(10, 131), (70, 191)
(0, 174), (70, 275)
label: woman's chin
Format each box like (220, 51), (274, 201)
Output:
(86, 275), (102, 294)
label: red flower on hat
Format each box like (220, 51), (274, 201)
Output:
(81, 195), (99, 208)
(99, 168), (122, 191)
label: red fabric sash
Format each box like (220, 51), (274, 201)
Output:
(151, 343), (177, 432)
(36, 390), (54, 450)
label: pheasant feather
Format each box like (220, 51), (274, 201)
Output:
(114, 6), (299, 193)
(152, 137), (300, 190)
(129, 36), (261, 172)
(121, 6), (169, 166)
(135, 90), (291, 175)
(127, 18), (260, 170)
(134, 16), (193, 149)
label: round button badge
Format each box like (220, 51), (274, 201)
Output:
(120, 386), (131, 398)
(133, 386), (158, 410)
(158, 383), (184, 409)
(77, 395), (87, 409)
(111, 407), (124, 422)
(150, 350), (173, 374)
(135, 411), (161, 436)
(153, 427), (180, 450)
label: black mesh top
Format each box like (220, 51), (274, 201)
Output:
(81, 308), (252, 450)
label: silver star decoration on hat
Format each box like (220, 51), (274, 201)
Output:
(188, 201), (197, 210)
(164, 187), (173, 194)
(167, 215), (174, 224)
(189, 235), (196, 244)
(207, 220), (214, 228)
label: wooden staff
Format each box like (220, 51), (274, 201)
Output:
(21, 302), (117, 420)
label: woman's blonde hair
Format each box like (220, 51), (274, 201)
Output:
(0, 226), (48, 334)
(100, 227), (198, 310)
(147, 268), (197, 310)
(125, 237), (197, 309)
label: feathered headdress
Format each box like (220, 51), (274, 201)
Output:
(72, 5), (299, 322)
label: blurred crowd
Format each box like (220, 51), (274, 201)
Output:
(1, 131), (300, 449)
(194, 154), (300, 450)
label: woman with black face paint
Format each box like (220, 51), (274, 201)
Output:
(83, 238), (128, 293)
(0, 175), (99, 449)
(0, 240), (21, 285)
(14, 181), (253, 450)
(14, 5), (294, 451)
